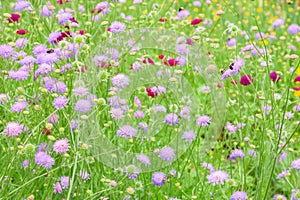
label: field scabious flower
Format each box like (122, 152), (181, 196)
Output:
(11, 101), (28, 112)
(53, 182), (62, 194)
(111, 74), (130, 88)
(0, 44), (14, 59)
(196, 115), (211, 127)
(117, 125), (137, 138)
(60, 176), (70, 189)
(182, 131), (196, 142)
(53, 138), (70, 154)
(15, 0), (32, 11)
(152, 172), (167, 187)
(110, 21), (126, 33)
(136, 154), (150, 165)
(79, 170), (90, 180)
(53, 96), (68, 109)
(165, 113), (178, 126)
(159, 146), (175, 161)
(230, 191), (247, 200)
(273, 194), (287, 200)
(277, 170), (290, 179)
(207, 170), (229, 186)
(273, 19), (284, 28)
(74, 99), (92, 113)
(291, 189), (300, 200)
(35, 152), (55, 169)
(4, 122), (24, 137)
(288, 24), (300, 35)
(125, 165), (140, 179)
(229, 149), (245, 160)
(291, 159), (300, 170)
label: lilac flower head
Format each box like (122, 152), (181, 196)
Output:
(207, 170), (229, 186)
(288, 24), (300, 35)
(226, 122), (237, 133)
(4, 122), (24, 137)
(60, 176), (70, 189)
(177, 10), (190, 19)
(136, 154), (150, 166)
(52, 96), (68, 109)
(79, 170), (90, 180)
(273, 194), (287, 200)
(291, 159), (300, 170)
(151, 105), (166, 113)
(159, 146), (175, 161)
(134, 96), (142, 108)
(111, 74), (130, 88)
(15, 38), (28, 48)
(125, 165), (140, 179)
(248, 150), (257, 158)
(35, 152), (55, 169)
(33, 44), (47, 56)
(48, 32), (63, 44)
(277, 170), (290, 179)
(53, 138), (70, 154)
(40, 2), (55, 16)
(21, 160), (29, 168)
(53, 182), (62, 194)
(165, 113), (178, 126)
(0, 44), (14, 59)
(291, 189), (300, 200)
(273, 19), (284, 28)
(229, 149), (245, 160)
(179, 106), (191, 120)
(110, 108), (123, 119)
(134, 110), (144, 119)
(57, 11), (73, 25)
(74, 99), (92, 113)
(202, 162), (214, 172)
(73, 86), (89, 97)
(227, 38), (236, 47)
(11, 101), (28, 112)
(196, 115), (211, 127)
(182, 131), (196, 142)
(152, 172), (167, 187)
(110, 21), (126, 33)
(15, 0), (32, 11)
(230, 191), (247, 200)
(117, 125), (137, 138)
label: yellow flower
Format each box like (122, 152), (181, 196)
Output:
(194, 8), (199, 12)
(294, 90), (300, 97)
(213, 15), (220, 21)
(244, 11), (249, 17)
(296, 67), (300, 75)
(257, 7), (263, 13)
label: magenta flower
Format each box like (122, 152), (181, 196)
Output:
(240, 74), (253, 86)
(270, 71), (281, 82)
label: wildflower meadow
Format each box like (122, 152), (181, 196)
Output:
(0, 0), (300, 200)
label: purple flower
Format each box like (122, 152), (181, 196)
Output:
(0, 44), (14, 59)
(57, 11), (73, 25)
(262, 105), (272, 115)
(21, 160), (29, 168)
(152, 172), (167, 187)
(132, 61), (142, 71)
(33, 44), (47, 56)
(53, 96), (68, 109)
(15, 38), (28, 48)
(111, 74), (130, 88)
(48, 114), (59, 124)
(255, 32), (266, 40)
(177, 10), (190, 19)
(248, 150), (257, 158)
(202, 162), (214, 172)
(138, 122), (148, 133)
(73, 86), (89, 97)
(196, 115), (211, 127)
(273, 19), (284, 28)
(40, 2), (55, 16)
(60, 176), (70, 189)
(134, 110), (144, 119)
(273, 194), (287, 200)
(4, 122), (24, 137)
(230, 191), (247, 200)
(159, 146), (175, 161)
(179, 106), (191, 120)
(15, 0), (32, 11)
(182, 131), (196, 142)
(8, 70), (30, 81)
(38, 142), (49, 153)
(110, 21), (126, 33)
(11, 101), (28, 112)
(79, 170), (90, 181)
(117, 125), (137, 138)
(277, 170), (290, 179)
(291, 159), (300, 170)
(53, 182), (62, 194)
(151, 105), (166, 113)
(136, 154), (150, 166)
(229, 149), (245, 160)
(291, 189), (300, 200)
(288, 24), (300, 35)
(207, 170), (229, 186)
(278, 151), (287, 162)
(74, 99), (92, 113)
(53, 138), (70, 154)
(134, 96), (142, 108)
(110, 108), (124, 119)
(227, 38), (236, 47)
(48, 32), (63, 44)
(165, 113), (178, 126)
(226, 122), (237, 133)
(35, 152), (55, 169)
(125, 165), (140, 179)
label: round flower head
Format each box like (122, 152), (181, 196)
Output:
(0, 44), (14, 59)
(136, 154), (150, 166)
(230, 191), (247, 200)
(270, 71), (281, 82)
(125, 165), (140, 179)
(207, 170), (229, 186)
(273, 194), (287, 200)
(53, 138), (70, 154)
(60, 176), (70, 189)
(11, 101), (28, 112)
(53, 182), (62, 194)
(4, 122), (24, 137)
(73, 86), (89, 97)
(159, 146), (175, 161)
(35, 152), (55, 169)
(74, 99), (92, 113)
(53, 96), (68, 109)
(229, 149), (245, 160)
(164, 113), (178, 126)
(240, 74), (254, 86)
(111, 74), (130, 89)
(273, 19), (284, 28)
(288, 24), (300, 35)
(110, 21), (126, 33)
(196, 115), (211, 127)
(182, 130), (196, 142)
(291, 189), (300, 200)
(116, 125), (137, 138)
(152, 172), (167, 187)
(291, 159), (300, 170)
(227, 38), (236, 47)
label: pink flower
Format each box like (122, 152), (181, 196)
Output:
(16, 29), (27, 35)
(53, 138), (70, 154)
(240, 74), (253, 86)
(191, 18), (202, 25)
(270, 71), (281, 82)
(7, 13), (20, 23)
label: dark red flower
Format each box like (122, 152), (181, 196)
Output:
(191, 18), (203, 25)
(240, 74), (254, 86)
(41, 128), (51, 135)
(69, 17), (78, 24)
(107, 27), (111, 32)
(159, 18), (167, 22)
(292, 87), (300, 91)
(186, 38), (194, 45)
(294, 76), (300, 83)
(16, 29), (27, 35)
(167, 59), (178, 66)
(146, 88), (158, 98)
(61, 31), (71, 38)
(75, 65), (88, 72)
(158, 54), (164, 59)
(147, 58), (154, 65)
(57, 0), (69, 4)
(270, 71), (281, 82)
(7, 13), (20, 23)
(79, 30), (85, 35)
